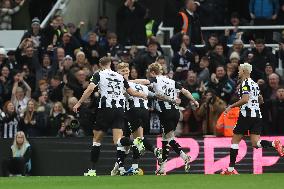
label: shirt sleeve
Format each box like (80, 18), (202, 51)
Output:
(124, 79), (130, 89)
(89, 72), (100, 85)
(241, 81), (250, 95)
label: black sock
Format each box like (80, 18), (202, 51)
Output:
(229, 146), (239, 168)
(162, 140), (170, 162)
(260, 140), (273, 148)
(169, 139), (182, 155)
(132, 146), (140, 164)
(142, 137), (154, 153)
(91, 145), (101, 169)
(116, 148), (126, 168)
(118, 137), (132, 146)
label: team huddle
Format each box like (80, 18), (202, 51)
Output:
(73, 57), (284, 176)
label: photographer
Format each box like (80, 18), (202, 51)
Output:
(58, 114), (83, 138)
(196, 89), (226, 135)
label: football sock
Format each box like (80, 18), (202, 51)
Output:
(257, 140), (273, 148)
(162, 140), (170, 162)
(229, 144), (239, 168)
(116, 147), (126, 168)
(91, 142), (101, 169)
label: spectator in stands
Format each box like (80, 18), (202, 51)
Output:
(19, 99), (41, 137)
(199, 33), (219, 58)
(32, 79), (48, 100)
(73, 51), (91, 71)
(47, 101), (67, 136)
(48, 75), (64, 102)
(263, 87), (284, 135)
(93, 16), (109, 48)
(59, 55), (73, 75)
(197, 89), (226, 135)
(21, 17), (43, 50)
(103, 32), (123, 57)
(129, 66), (138, 80)
(172, 34), (196, 81)
(249, 0), (279, 42)
(156, 55), (168, 75)
(0, 65), (13, 106)
(37, 90), (52, 115)
(66, 22), (84, 43)
(226, 63), (238, 82)
(0, 48), (8, 70)
(1, 131), (31, 176)
(34, 53), (56, 83)
(229, 51), (240, 68)
(135, 39), (160, 78)
(0, 101), (19, 138)
(6, 50), (20, 71)
(67, 69), (88, 100)
(59, 32), (81, 59)
(250, 39), (277, 81)
(0, 0), (25, 30)
(208, 43), (227, 73)
(196, 56), (210, 83)
(175, 0), (203, 45)
(199, 0), (228, 26)
(82, 32), (102, 66)
(21, 64), (35, 92)
(116, 0), (147, 45)
(208, 65), (235, 103)
(263, 73), (281, 100)
(11, 73), (31, 116)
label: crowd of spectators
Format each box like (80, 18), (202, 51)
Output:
(0, 0), (284, 138)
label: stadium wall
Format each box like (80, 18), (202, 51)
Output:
(0, 136), (284, 176)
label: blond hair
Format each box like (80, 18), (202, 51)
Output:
(11, 131), (30, 157)
(240, 63), (252, 74)
(148, 62), (163, 75)
(117, 62), (129, 70)
(24, 99), (37, 124)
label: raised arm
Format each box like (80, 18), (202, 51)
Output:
(180, 88), (199, 108)
(73, 83), (96, 113)
(129, 79), (150, 85)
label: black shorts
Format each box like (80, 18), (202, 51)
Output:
(126, 108), (149, 133)
(95, 108), (125, 132)
(233, 114), (262, 135)
(159, 109), (180, 134)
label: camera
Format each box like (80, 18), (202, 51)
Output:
(64, 115), (80, 131)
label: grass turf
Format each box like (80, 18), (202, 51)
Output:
(0, 174), (284, 189)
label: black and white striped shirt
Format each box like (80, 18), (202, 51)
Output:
(90, 69), (130, 109)
(239, 78), (262, 118)
(150, 75), (182, 112)
(126, 82), (148, 110)
(0, 113), (19, 139)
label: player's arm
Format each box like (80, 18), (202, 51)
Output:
(180, 88), (199, 108)
(73, 83), (96, 112)
(73, 73), (99, 113)
(225, 84), (250, 114)
(125, 80), (147, 99)
(258, 95), (264, 104)
(129, 79), (151, 85)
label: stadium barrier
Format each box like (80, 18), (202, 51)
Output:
(0, 136), (283, 176)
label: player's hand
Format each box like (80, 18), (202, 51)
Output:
(175, 98), (181, 105)
(73, 102), (81, 113)
(224, 105), (232, 115)
(141, 93), (148, 100)
(193, 100), (199, 109)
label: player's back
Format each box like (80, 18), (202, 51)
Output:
(98, 69), (126, 109)
(126, 81), (148, 110)
(240, 78), (262, 118)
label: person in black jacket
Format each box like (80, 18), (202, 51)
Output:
(47, 101), (67, 136)
(116, 0), (147, 45)
(174, 0), (203, 45)
(2, 131), (32, 176)
(251, 39), (277, 81)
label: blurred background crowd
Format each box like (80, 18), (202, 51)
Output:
(0, 0), (284, 139)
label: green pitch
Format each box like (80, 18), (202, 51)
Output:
(0, 174), (284, 189)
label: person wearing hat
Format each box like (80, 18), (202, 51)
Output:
(175, 0), (203, 45)
(20, 17), (43, 49)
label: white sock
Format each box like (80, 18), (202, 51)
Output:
(228, 167), (234, 172)
(132, 164), (138, 169)
(180, 151), (189, 161)
(257, 140), (262, 148)
(93, 142), (101, 146)
(272, 141), (275, 147)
